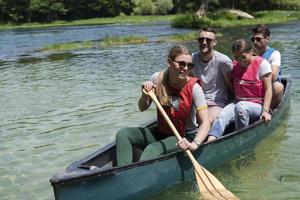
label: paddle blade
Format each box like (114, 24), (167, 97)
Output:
(200, 166), (239, 200)
(194, 170), (223, 200)
(190, 156), (239, 200)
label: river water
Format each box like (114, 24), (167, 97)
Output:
(0, 21), (299, 200)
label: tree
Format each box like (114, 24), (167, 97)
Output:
(133, 0), (156, 15)
(197, 0), (209, 17)
(117, 0), (135, 15)
(155, 0), (174, 15)
(0, 0), (30, 23)
(28, 0), (67, 22)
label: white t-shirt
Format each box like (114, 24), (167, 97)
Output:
(265, 47), (281, 67)
(258, 59), (272, 80)
(150, 72), (207, 133)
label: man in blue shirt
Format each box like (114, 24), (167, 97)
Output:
(251, 24), (284, 109)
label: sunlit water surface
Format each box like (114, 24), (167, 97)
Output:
(0, 21), (299, 200)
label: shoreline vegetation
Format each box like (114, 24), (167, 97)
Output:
(30, 10), (300, 52)
(39, 35), (148, 51)
(0, 15), (176, 30)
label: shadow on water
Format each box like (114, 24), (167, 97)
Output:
(16, 52), (76, 64)
(46, 52), (76, 61)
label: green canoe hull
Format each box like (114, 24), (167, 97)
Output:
(50, 78), (291, 200)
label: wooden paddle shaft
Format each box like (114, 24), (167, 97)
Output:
(147, 90), (182, 140)
(147, 90), (197, 161)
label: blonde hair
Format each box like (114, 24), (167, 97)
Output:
(156, 45), (191, 106)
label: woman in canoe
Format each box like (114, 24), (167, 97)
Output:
(116, 45), (210, 166)
(207, 38), (273, 141)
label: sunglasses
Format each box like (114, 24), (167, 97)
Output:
(250, 37), (264, 42)
(197, 37), (214, 44)
(172, 59), (194, 70)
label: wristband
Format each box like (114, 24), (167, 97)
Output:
(263, 108), (272, 114)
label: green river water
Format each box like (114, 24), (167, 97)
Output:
(0, 21), (299, 200)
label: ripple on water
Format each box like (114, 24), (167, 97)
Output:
(1, 22), (300, 200)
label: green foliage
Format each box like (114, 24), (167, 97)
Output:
(171, 14), (213, 28)
(0, 0), (299, 23)
(0, 15), (176, 30)
(171, 0), (300, 13)
(63, 0), (121, 19)
(29, 0), (67, 22)
(118, 0), (135, 15)
(102, 35), (148, 45)
(155, 0), (174, 15)
(252, 10), (300, 20)
(208, 10), (237, 20)
(0, 0), (30, 23)
(172, 10), (300, 29)
(215, 0), (300, 12)
(172, 0), (200, 13)
(133, 0), (156, 15)
(41, 35), (148, 51)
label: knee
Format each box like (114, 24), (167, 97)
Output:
(143, 144), (159, 154)
(141, 143), (163, 160)
(116, 127), (132, 141)
(214, 111), (228, 122)
(235, 102), (249, 117)
(272, 82), (284, 94)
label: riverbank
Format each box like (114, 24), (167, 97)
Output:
(32, 10), (300, 52)
(0, 15), (176, 30)
(172, 10), (300, 28)
(1, 10), (299, 31)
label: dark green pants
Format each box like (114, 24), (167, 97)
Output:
(116, 127), (196, 166)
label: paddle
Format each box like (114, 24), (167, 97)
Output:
(146, 90), (239, 200)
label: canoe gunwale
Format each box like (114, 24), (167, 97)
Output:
(50, 79), (291, 188)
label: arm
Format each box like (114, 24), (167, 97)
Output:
(177, 107), (210, 151)
(192, 108), (210, 148)
(177, 84), (210, 151)
(269, 50), (281, 82)
(138, 81), (154, 111)
(138, 72), (160, 111)
(224, 72), (233, 93)
(221, 57), (234, 93)
(271, 64), (280, 82)
(261, 72), (273, 122)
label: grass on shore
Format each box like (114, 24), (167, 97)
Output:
(0, 15), (176, 30)
(41, 35), (148, 51)
(36, 10), (300, 51)
(171, 10), (300, 28)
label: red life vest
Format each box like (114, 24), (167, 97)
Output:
(232, 56), (264, 104)
(157, 77), (199, 136)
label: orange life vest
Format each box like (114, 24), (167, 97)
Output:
(157, 77), (199, 136)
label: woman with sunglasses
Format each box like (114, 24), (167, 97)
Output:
(207, 39), (272, 141)
(116, 45), (210, 166)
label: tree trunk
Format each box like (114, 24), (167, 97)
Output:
(197, 0), (209, 17)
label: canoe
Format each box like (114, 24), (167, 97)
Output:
(50, 78), (291, 200)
